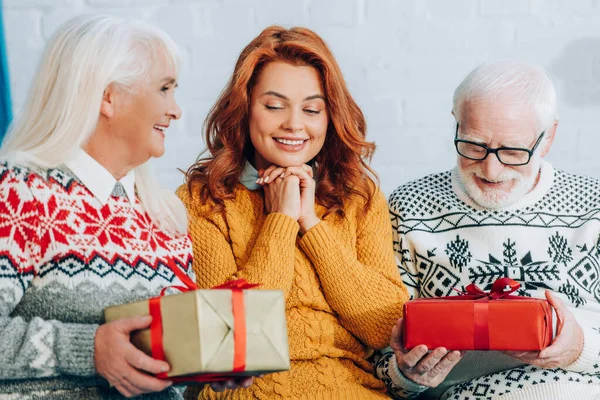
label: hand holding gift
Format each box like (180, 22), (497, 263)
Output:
(205, 377), (254, 393)
(504, 290), (584, 369)
(390, 318), (464, 387)
(95, 315), (174, 398)
(104, 273), (290, 387)
(95, 315), (254, 398)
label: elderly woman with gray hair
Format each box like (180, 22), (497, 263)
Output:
(0, 15), (250, 399)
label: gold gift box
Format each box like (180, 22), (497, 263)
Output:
(104, 289), (290, 378)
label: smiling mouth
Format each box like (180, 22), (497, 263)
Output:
(154, 125), (168, 136)
(274, 138), (308, 146)
(477, 176), (514, 188)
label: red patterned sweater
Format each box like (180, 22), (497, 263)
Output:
(0, 158), (193, 399)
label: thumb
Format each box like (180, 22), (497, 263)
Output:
(545, 290), (567, 314)
(546, 290), (576, 343)
(116, 315), (152, 333)
(390, 318), (404, 352)
(545, 290), (568, 328)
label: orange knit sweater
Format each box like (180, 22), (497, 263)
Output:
(177, 183), (409, 400)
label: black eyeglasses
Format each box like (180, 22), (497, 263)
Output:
(454, 124), (545, 166)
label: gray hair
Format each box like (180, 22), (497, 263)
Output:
(0, 14), (187, 234)
(452, 60), (559, 132)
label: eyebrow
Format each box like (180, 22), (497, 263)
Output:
(460, 133), (486, 143)
(501, 140), (528, 148)
(161, 77), (177, 85)
(461, 133), (528, 148)
(261, 91), (325, 102)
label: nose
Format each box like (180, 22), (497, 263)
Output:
(480, 153), (504, 179)
(168, 98), (182, 120)
(281, 109), (303, 132)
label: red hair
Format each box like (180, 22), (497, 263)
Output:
(186, 26), (377, 217)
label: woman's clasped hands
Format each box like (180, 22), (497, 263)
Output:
(257, 164), (320, 234)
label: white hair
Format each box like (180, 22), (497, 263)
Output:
(0, 14), (187, 234)
(452, 60), (559, 133)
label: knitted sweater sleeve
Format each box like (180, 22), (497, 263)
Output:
(564, 318), (600, 375)
(374, 348), (429, 399)
(372, 191), (429, 397)
(298, 190), (409, 349)
(0, 165), (98, 380)
(176, 185), (299, 296)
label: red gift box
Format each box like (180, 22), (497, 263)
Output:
(403, 278), (553, 351)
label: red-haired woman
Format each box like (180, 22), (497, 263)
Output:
(178, 26), (409, 400)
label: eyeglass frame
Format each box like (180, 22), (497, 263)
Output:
(453, 123), (546, 166)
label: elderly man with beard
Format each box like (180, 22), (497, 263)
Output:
(375, 60), (600, 400)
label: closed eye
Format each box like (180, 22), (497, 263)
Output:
(161, 84), (178, 92)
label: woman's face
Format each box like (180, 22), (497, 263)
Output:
(109, 52), (182, 164)
(249, 61), (328, 170)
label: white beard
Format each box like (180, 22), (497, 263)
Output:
(459, 157), (541, 209)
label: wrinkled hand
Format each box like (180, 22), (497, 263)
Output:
(259, 164), (320, 232)
(208, 377), (255, 392)
(390, 318), (464, 387)
(95, 315), (172, 398)
(505, 291), (583, 369)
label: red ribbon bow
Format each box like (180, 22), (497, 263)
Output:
(455, 277), (521, 300)
(452, 277), (521, 350)
(148, 260), (259, 382)
(212, 279), (260, 291)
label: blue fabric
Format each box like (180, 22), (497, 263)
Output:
(0, 5), (12, 141)
(239, 161), (261, 190)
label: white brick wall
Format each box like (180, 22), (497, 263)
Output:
(4, 0), (600, 195)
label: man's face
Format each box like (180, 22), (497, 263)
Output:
(457, 99), (545, 209)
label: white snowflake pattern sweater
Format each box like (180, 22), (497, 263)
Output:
(376, 160), (600, 400)
(0, 155), (194, 399)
